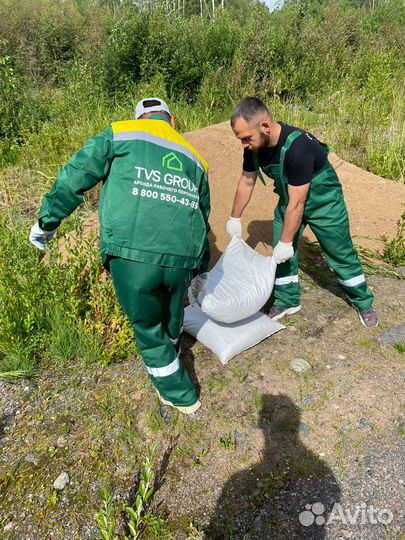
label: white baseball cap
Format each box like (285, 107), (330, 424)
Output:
(135, 97), (171, 119)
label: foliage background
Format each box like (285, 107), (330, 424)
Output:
(0, 0), (404, 178)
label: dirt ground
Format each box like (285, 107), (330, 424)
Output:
(1, 122), (404, 540)
(1, 270), (404, 540)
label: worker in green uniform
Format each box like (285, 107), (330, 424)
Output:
(30, 97), (211, 413)
(226, 97), (378, 328)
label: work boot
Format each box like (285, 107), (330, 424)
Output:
(358, 306), (379, 329)
(262, 305), (301, 321)
(156, 389), (201, 415)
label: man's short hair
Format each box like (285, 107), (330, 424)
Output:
(231, 97), (271, 127)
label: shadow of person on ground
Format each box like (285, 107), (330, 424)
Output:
(206, 394), (340, 540)
(246, 220), (347, 302)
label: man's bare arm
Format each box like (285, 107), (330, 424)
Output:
(280, 183), (310, 242)
(231, 170), (257, 218)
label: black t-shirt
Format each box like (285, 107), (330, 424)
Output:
(243, 123), (328, 186)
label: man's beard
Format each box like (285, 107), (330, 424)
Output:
(253, 132), (270, 153)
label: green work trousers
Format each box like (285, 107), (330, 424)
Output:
(272, 187), (375, 310)
(109, 257), (197, 407)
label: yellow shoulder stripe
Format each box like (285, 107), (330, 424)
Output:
(112, 120), (208, 173)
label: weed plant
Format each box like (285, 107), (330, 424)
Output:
(382, 211), (405, 267)
(96, 445), (172, 540)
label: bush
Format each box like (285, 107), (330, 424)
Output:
(99, 7), (149, 96)
(0, 0), (85, 84)
(140, 11), (206, 99)
(0, 211), (51, 376)
(1, 0), (404, 179)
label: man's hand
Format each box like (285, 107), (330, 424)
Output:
(29, 222), (58, 251)
(273, 241), (294, 264)
(226, 217), (242, 238)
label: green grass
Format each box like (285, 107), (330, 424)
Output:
(0, 346), (38, 380)
(229, 365), (249, 383)
(334, 428), (350, 476)
(0, 212), (134, 379)
(252, 391), (263, 413)
(394, 343), (405, 354)
(96, 445), (173, 540)
(219, 432), (237, 451)
(382, 211), (405, 266)
(48, 310), (104, 366)
(207, 375), (229, 392)
(192, 448), (209, 467)
(146, 405), (169, 433)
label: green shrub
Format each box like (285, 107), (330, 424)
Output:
(99, 7), (149, 96)
(140, 11), (205, 99)
(1, 0), (405, 179)
(0, 0), (87, 84)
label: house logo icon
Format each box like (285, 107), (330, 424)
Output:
(162, 152), (183, 172)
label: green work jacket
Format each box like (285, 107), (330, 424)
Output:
(38, 115), (211, 272)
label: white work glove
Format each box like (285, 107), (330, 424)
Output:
(29, 222), (58, 251)
(273, 241), (294, 264)
(226, 216), (242, 238)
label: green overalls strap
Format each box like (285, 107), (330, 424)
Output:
(254, 130), (374, 310)
(277, 130), (303, 204)
(252, 152), (267, 186)
(252, 130), (302, 203)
